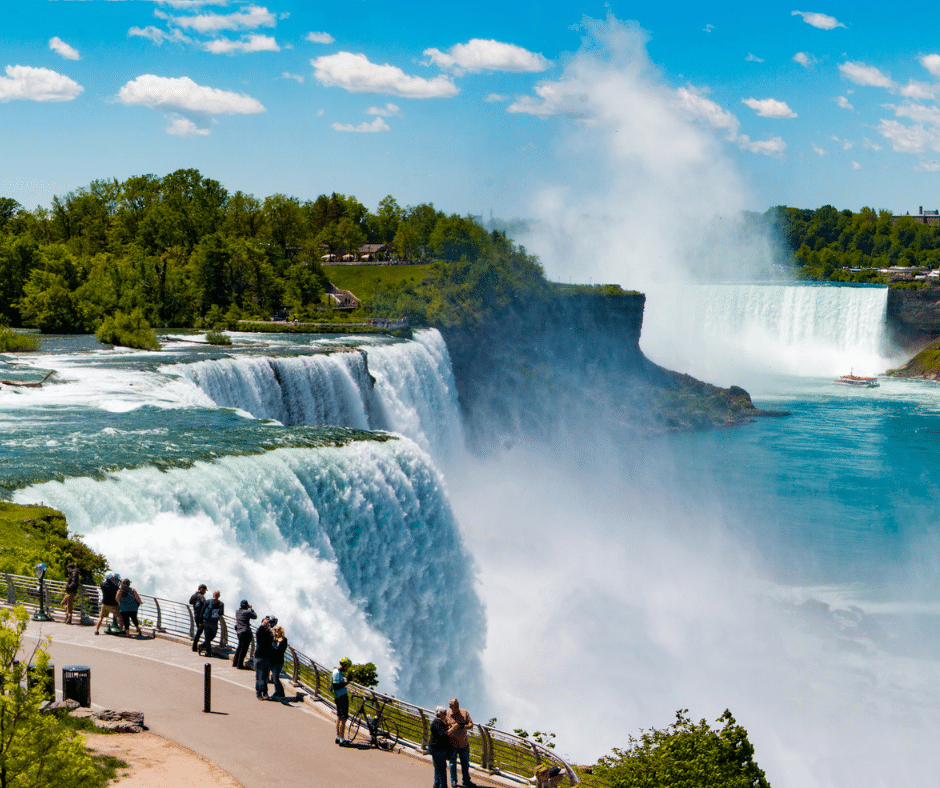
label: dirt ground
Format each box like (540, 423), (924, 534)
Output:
(83, 731), (243, 787)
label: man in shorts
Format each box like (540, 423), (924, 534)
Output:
(95, 572), (124, 635)
(333, 657), (352, 745)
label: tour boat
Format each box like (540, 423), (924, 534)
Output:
(835, 372), (879, 387)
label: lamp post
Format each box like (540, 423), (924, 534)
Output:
(32, 563), (52, 622)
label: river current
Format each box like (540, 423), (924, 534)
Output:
(2, 284), (938, 788)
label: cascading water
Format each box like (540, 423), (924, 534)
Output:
(640, 283), (900, 382)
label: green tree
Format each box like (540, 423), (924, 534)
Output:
(594, 709), (771, 788)
(0, 606), (100, 787)
(95, 308), (160, 351)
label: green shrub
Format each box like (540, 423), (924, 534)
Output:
(95, 309), (161, 351)
(594, 709), (771, 788)
(347, 662), (379, 688)
(0, 326), (40, 352)
(205, 329), (232, 345)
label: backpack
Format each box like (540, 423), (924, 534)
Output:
(204, 600), (221, 623)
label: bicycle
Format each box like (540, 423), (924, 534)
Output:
(345, 696), (400, 750)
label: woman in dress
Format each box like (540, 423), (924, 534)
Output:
(116, 578), (143, 637)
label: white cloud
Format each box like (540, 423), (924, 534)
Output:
(835, 96), (854, 110)
(890, 102), (940, 126)
(49, 37), (80, 61)
(863, 138), (882, 151)
(306, 32), (335, 45)
(839, 61), (896, 89)
(742, 97), (797, 118)
(899, 80), (938, 100)
(168, 5), (276, 33)
(738, 134), (787, 156)
(202, 34), (279, 54)
(793, 52), (816, 67)
(128, 26), (191, 45)
(851, 161), (862, 170)
(332, 117), (390, 133)
(703, 24), (714, 33)
(746, 53), (764, 63)
(166, 116), (212, 137)
(485, 93), (509, 102)
(791, 11), (846, 30)
(677, 87), (786, 156)
(876, 119), (938, 154)
(920, 54), (940, 79)
(282, 72), (303, 83)
(913, 160), (940, 172)
(843, 139), (854, 149)
(368, 103), (400, 117)
(423, 39), (550, 74)
(812, 143), (827, 155)
(312, 52), (458, 98)
(0, 65), (83, 102)
(117, 74), (265, 114)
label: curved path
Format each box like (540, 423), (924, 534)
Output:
(22, 620), (504, 788)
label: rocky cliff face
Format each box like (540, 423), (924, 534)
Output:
(886, 288), (940, 346)
(439, 292), (770, 452)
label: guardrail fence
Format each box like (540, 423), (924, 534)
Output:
(4, 571), (582, 786)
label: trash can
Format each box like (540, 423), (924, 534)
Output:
(62, 665), (91, 707)
(27, 662), (54, 701)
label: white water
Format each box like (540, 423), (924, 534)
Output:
(641, 283), (901, 384)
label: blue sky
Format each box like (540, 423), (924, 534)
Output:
(3, 0), (940, 224)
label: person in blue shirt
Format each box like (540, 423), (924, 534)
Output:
(333, 657), (352, 745)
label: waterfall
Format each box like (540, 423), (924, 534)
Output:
(640, 283), (899, 381)
(168, 329), (464, 462)
(12, 438), (485, 709)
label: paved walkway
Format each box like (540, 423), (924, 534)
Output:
(22, 619), (506, 788)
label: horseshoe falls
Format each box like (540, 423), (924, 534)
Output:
(4, 302), (940, 788)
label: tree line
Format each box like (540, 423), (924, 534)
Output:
(768, 204), (940, 283)
(0, 169), (545, 334)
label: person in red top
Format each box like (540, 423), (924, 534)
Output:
(446, 697), (475, 787)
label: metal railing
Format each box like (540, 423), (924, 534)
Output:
(5, 571), (579, 785)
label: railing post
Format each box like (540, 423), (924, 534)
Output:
(289, 647), (299, 684)
(5, 575), (14, 605)
(219, 616), (228, 648)
(419, 709), (429, 752)
(311, 663), (320, 699)
(531, 741), (541, 766)
(186, 604), (195, 638)
(153, 598), (163, 631)
(78, 586), (87, 623)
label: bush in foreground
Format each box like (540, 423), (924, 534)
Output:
(0, 325), (40, 352)
(594, 709), (771, 788)
(95, 309), (160, 351)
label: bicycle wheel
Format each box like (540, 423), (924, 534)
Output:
(375, 717), (400, 750)
(345, 713), (361, 743)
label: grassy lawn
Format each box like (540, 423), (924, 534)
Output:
(322, 264), (435, 298)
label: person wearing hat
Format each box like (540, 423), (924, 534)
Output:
(95, 571), (124, 635)
(189, 584), (208, 652)
(232, 599), (257, 670)
(333, 657), (352, 744)
(254, 615), (276, 699)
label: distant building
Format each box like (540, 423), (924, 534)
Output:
(893, 206), (940, 225)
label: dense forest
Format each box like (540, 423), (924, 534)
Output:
(0, 169), (549, 336)
(768, 204), (940, 283)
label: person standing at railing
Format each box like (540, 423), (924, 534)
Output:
(332, 656), (352, 745)
(270, 625), (288, 700)
(255, 615), (275, 700)
(95, 572), (124, 635)
(232, 600), (257, 670)
(199, 590), (224, 657)
(61, 562), (80, 625)
(430, 706), (455, 788)
(117, 578), (143, 637)
(447, 697), (475, 788)
(189, 584), (208, 652)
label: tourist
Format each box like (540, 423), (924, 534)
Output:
(269, 624), (288, 700)
(254, 615), (275, 699)
(429, 706), (454, 788)
(95, 571), (123, 635)
(61, 561), (80, 624)
(232, 599), (257, 669)
(199, 590), (224, 656)
(189, 584), (208, 652)
(332, 656), (352, 744)
(447, 697), (475, 787)
(116, 577), (143, 637)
